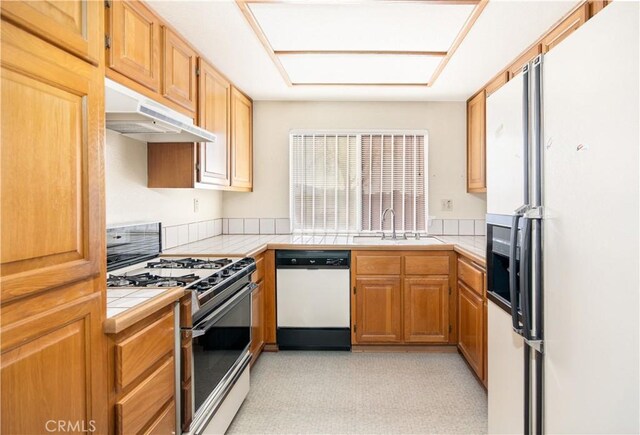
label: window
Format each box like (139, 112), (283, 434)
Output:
(290, 131), (427, 234)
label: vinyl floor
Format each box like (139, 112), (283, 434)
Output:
(227, 351), (487, 434)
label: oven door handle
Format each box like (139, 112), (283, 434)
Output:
(193, 282), (257, 333)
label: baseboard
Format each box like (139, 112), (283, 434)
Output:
(351, 344), (458, 353)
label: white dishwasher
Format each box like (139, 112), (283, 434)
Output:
(276, 250), (351, 350)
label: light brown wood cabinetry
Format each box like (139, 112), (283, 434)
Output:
(230, 87), (253, 190)
(588, 0), (609, 17)
(458, 258), (484, 296)
(485, 71), (509, 97)
(109, 305), (178, 435)
(355, 277), (403, 343)
(541, 3), (588, 53)
(106, 0), (161, 91)
(162, 26), (197, 113)
(352, 252), (455, 346)
(404, 277), (449, 343)
(251, 252), (267, 363)
(458, 281), (484, 379)
(467, 91), (486, 193)
(198, 58), (231, 186)
(263, 250), (277, 346)
(1, 15), (108, 434)
(508, 43), (542, 78)
(1, 0), (101, 64)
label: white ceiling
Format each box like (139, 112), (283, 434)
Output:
(147, 0), (580, 101)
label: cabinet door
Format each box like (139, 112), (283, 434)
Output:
(251, 281), (264, 364)
(541, 3), (588, 53)
(1, 0), (101, 64)
(458, 281), (484, 378)
(467, 90), (486, 193)
(230, 87), (253, 189)
(1, 22), (103, 299)
(162, 27), (197, 113)
(198, 59), (231, 186)
(354, 277), (402, 343)
(107, 0), (161, 92)
(403, 277), (449, 343)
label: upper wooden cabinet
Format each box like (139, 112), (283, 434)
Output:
(162, 26), (198, 113)
(467, 91), (486, 193)
(1, 0), (101, 64)
(541, 3), (588, 53)
(404, 277), (449, 343)
(354, 277), (402, 343)
(508, 44), (542, 78)
(230, 87), (253, 190)
(106, 0), (161, 92)
(198, 59), (231, 187)
(485, 71), (509, 98)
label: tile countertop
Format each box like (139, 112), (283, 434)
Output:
(163, 234), (486, 265)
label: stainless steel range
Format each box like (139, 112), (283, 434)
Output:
(107, 223), (255, 435)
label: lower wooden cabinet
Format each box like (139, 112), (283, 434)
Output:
(250, 280), (265, 365)
(404, 277), (450, 343)
(354, 277), (402, 343)
(458, 281), (484, 379)
(108, 305), (178, 435)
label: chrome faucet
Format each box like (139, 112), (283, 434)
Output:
(381, 208), (396, 240)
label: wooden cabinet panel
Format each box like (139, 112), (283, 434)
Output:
(457, 258), (484, 296)
(252, 254), (265, 283)
(485, 71), (509, 97)
(542, 3), (588, 53)
(588, 0), (609, 17)
(1, 22), (102, 301)
(230, 87), (253, 189)
(115, 311), (174, 391)
(1, 292), (106, 434)
(198, 59), (231, 186)
(404, 255), (450, 275)
(250, 281), (265, 364)
(508, 44), (542, 78)
(1, 0), (101, 64)
(116, 358), (175, 435)
(148, 142), (196, 188)
(162, 27), (197, 113)
(107, 0), (161, 91)
(458, 281), (484, 379)
(356, 255), (401, 275)
(467, 90), (486, 193)
(143, 401), (176, 435)
(181, 379), (192, 432)
(404, 277), (449, 343)
(263, 250), (277, 344)
(354, 277), (402, 343)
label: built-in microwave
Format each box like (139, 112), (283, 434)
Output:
(486, 214), (523, 316)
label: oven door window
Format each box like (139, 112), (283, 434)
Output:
(192, 290), (251, 412)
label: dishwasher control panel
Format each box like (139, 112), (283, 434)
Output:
(275, 250), (350, 269)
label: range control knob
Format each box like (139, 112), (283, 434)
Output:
(290, 258), (297, 264)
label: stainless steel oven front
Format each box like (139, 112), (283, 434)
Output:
(186, 282), (255, 434)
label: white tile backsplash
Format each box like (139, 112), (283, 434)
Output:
(474, 219), (486, 236)
(459, 219), (475, 236)
(260, 218), (275, 234)
(164, 226), (178, 249)
(198, 221), (208, 240)
(206, 220), (215, 238)
(228, 218), (244, 234)
(244, 218), (259, 234)
(188, 223), (199, 243)
(443, 219), (459, 235)
(178, 225), (189, 246)
(428, 219), (443, 235)
(222, 218), (229, 235)
(214, 219), (223, 236)
(276, 218), (291, 234)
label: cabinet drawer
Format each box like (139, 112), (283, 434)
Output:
(457, 258), (484, 296)
(143, 401), (175, 435)
(404, 256), (449, 275)
(356, 255), (401, 275)
(115, 311), (174, 390)
(252, 254), (264, 283)
(116, 358), (175, 435)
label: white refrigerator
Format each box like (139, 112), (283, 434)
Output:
(486, 2), (639, 434)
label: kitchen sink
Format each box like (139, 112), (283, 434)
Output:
(351, 236), (444, 245)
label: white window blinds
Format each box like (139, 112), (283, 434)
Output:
(290, 131), (427, 234)
(290, 134), (358, 233)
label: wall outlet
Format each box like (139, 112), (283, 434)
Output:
(441, 199), (453, 211)
(193, 198), (199, 213)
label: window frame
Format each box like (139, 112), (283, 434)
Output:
(289, 129), (429, 235)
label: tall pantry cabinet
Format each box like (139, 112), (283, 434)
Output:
(0, 1), (108, 433)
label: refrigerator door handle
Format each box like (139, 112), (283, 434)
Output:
(520, 215), (533, 341)
(509, 213), (523, 334)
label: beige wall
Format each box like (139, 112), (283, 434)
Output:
(105, 130), (223, 227)
(223, 101), (486, 219)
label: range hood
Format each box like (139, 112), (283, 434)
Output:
(105, 78), (216, 143)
